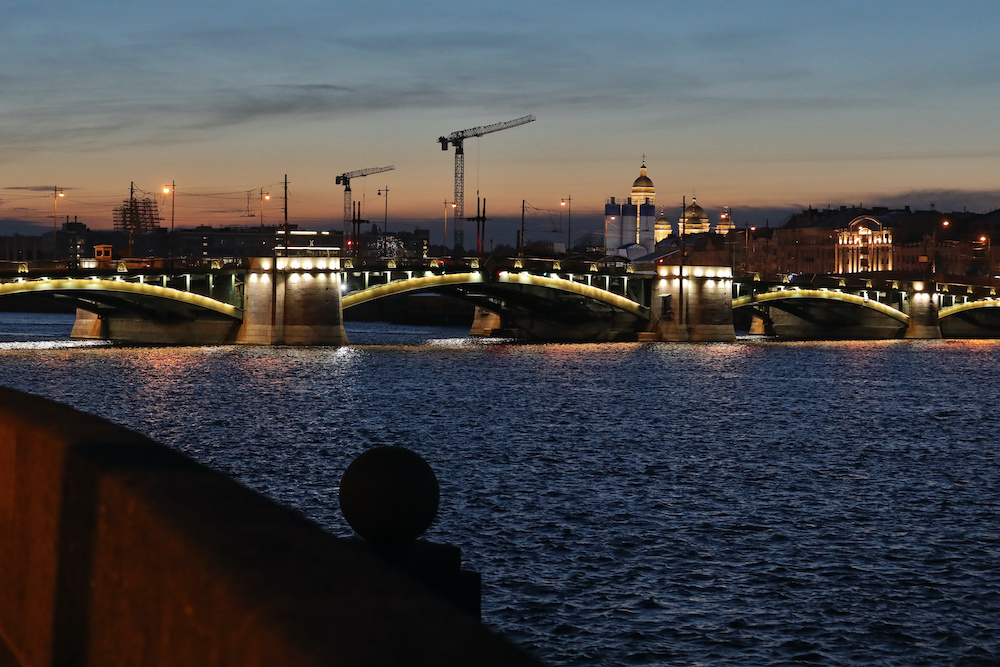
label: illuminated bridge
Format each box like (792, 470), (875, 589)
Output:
(0, 256), (667, 345)
(339, 256), (651, 342)
(0, 257), (996, 344)
(734, 273), (1000, 339)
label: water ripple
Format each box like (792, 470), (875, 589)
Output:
(0, 316), (998, 665)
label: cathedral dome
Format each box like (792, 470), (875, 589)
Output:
(632, 161), (654, 191)
(633, 173), (654, 189)
(679, 197), (711, 234)
(684, 202), (705, 218)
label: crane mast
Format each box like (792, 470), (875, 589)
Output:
(335, 165), (395, 240)
(438, 114), (535, 251)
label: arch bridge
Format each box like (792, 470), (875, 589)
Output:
(0, 256), (659, 344)
(733, 274), (1000, 338)
(0, 260), (245, 344)
(5, 258), (995, 343)
(339, 256), (650, 342)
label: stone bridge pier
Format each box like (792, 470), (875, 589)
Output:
(647, 265), (736, 342)
(904, 289), (942, 339)
(236, 257), (347, 345)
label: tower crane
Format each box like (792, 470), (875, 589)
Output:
(336, 165), (395, 227)
(438, 114), (535, 250)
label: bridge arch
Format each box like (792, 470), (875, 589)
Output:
(342, 271), (646, 316)
(0, 279), (241, 320)
(733, 288), (911, 338)
(938, 299), (1000, 320)
(937, 298), (1000, 337)
(733, 289), (909, 323)
(342, 270), (648, 341)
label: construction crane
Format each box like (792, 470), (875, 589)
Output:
(438, 114), (535, 250)
(336, 165), (395, 227)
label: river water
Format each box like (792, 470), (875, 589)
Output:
(2, 312), (998, 666)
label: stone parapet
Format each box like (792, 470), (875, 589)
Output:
(0, 388), (542, 666)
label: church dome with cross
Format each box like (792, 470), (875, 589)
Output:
(631, 160), (655, 205)
(679, 197), (711, 235)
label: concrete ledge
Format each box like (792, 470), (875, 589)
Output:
(0, 388), (543, 666)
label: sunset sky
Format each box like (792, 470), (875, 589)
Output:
(4, 1), (1000, 246)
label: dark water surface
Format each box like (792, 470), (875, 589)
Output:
(2, 313), (999, 665)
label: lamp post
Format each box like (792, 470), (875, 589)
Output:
(259, 188), (270, 231)
(560, 196), (572, 252)
(163, 182), (176, 262)
(744, 225), (756, 273)
(605, 215), (616, 253)
(162, 181), (176, 232)
(443, 200), (456, 254)
(980, 235), (991, 275)
(934, 220), (949, 276)
(377, 187), (389, 234)
(53, 186), (64, 261)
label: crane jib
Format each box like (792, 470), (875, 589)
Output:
(440, 114), (535, 144)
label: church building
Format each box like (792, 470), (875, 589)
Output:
(604, 160), (658, 253)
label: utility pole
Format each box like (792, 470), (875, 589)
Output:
(520, 199), (526, 257)
(283, 174), (289, 256)
(679, 195), (686, 330)
(469, 196), (487, 256)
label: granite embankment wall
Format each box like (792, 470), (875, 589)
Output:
(0, 388), (543, 666)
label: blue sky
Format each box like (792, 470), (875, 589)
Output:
(3, 0), (1000, 245)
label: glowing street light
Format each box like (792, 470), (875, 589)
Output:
(259, 188), (270, 231)
(377, 187), (389, 234)
(560, 196), (572, 252)
(53, 186), (64, 260)
(443, 200), (456, 253)
(163, 181), (176, 232)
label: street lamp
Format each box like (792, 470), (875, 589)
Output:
(259, 188), (270, 231)
(744, 226), (756, 272)
(163, 181), (176, 232)
(377, 187), (389, 234)
(53, 186), (64, 260)
(605, 215), (616, 252)
(560, 196), (572, 252)
(443, 200), (456, 253)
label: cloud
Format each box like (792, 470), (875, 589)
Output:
(4, 185), (73, 192)
(0, 218), (51, 235)
(865, 188), (1000, 215)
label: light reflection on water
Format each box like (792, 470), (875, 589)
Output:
(0, 313), (999, 666)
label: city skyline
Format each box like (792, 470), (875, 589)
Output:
(4, 1), (1000, 246)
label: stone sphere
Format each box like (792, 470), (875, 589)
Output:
(339, 446), (440, 546)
